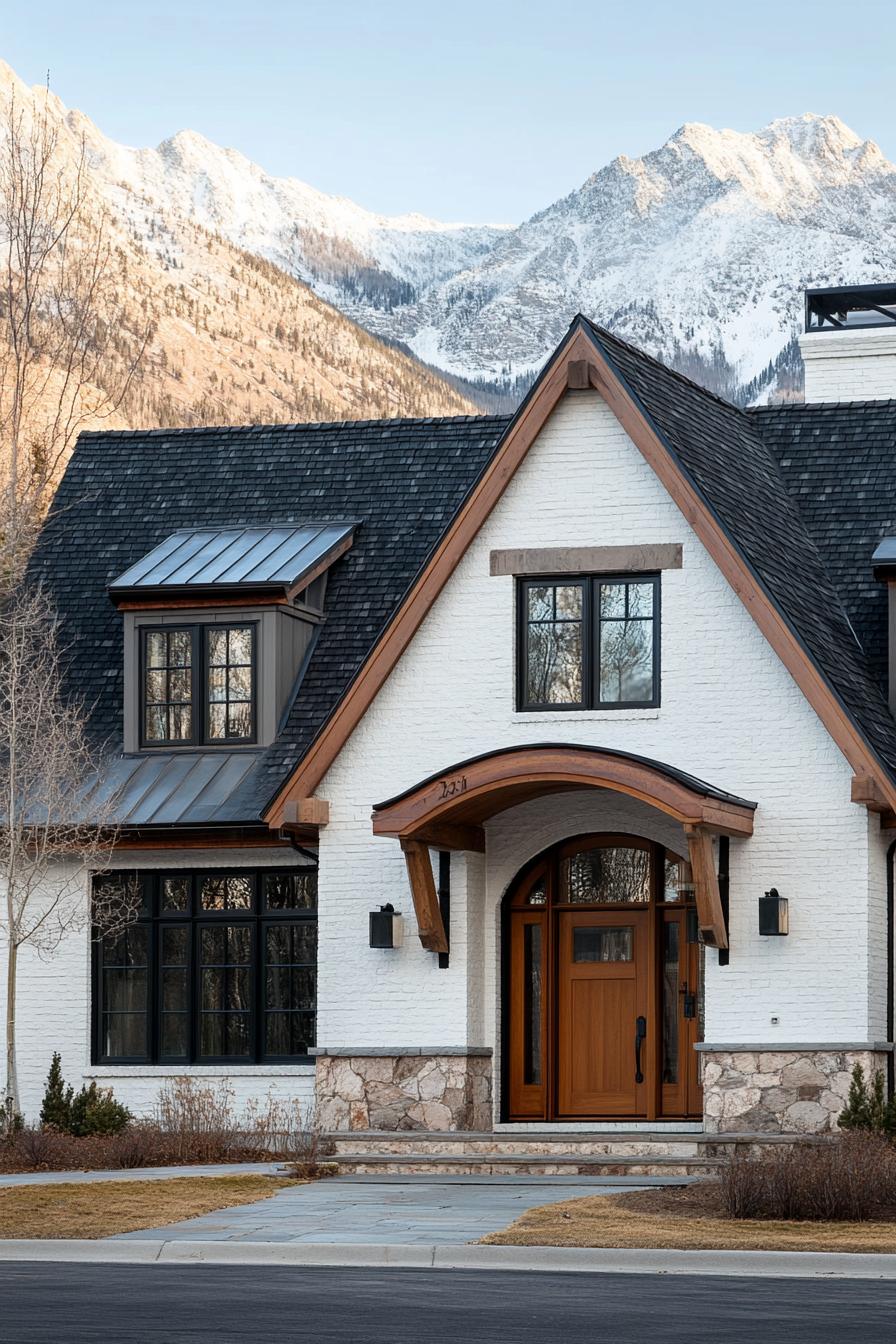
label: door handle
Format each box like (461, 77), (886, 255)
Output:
(680, 981), (697, 1020)
(634, 1015), (647, 1084)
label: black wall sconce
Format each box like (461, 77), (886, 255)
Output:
(759, 888), (789, 936)
(369, 903), (404, 949)
(686, 907), (700, 944)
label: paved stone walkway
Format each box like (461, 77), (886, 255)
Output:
(116, 1174), (690, 1246)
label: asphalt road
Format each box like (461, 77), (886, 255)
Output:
(2, 1263), (895, 1342)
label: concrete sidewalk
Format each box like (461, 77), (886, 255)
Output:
(1, 1239), (895, 1279)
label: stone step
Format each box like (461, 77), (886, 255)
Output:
(329, 1151), (726, 1177)
(324, 1129), (806, 1159)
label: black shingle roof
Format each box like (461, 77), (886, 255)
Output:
(749, 400), (896, 693)
(28, 415), (509, 823)
(29, 320), (896, 826)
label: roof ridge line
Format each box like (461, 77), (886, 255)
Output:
(76, 413), (513, 441)
(750, 399), (896, 413)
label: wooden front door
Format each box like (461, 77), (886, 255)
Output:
(504, 833), (704, 1122)
(556, 910), (649, 1116)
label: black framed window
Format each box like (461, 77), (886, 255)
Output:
(141, 623), (256, 747)
(92, 868), (317, 1064)
(518, 574), (660, 710)
(206, 626), (254, 742)
(143, 629), (194, 744)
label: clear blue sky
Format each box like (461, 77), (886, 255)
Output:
(5, 0), (896, 223)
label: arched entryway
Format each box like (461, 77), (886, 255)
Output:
(372, 744), (755, 955)
(503, 833), (702, 1122)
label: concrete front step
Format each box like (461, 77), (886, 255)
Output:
(329, 1151), (725, 1177)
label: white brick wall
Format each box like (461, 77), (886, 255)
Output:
(800, 329), (896, 402)
(316, 390), (889, 1079)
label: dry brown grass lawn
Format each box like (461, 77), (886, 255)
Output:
(481, 1183), (896, 1254)
(0, 1175), (299, 1240)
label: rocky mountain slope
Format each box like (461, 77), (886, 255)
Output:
(0, 62), (478, 442)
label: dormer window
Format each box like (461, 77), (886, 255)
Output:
(111, 521), (357, 754)
(142, 623), (256, 747)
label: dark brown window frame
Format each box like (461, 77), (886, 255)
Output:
(92, 868), (318, 1066)
(516, 573), (661, 712)
(140, 621), (258, 748)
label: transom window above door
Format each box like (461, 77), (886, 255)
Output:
(517, 574), (660, 710)
(142, 623), (256, 746)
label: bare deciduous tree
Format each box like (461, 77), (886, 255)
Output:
(0, 582), (138, 1123)
(0, 76), (147, 578)
(0, 78), (147, 1125)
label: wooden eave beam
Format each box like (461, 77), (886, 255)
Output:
(407, 821), (486, 853)
(400, 839), (449, 953)
(281, 798), (330, 827)
(685, 825), (728, 950)
(851, 774), (890, 812)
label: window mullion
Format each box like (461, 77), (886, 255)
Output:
(149, 874), (159, 1064)
(589, 577), (598, 710)
(255, 914), (264, 1064)
(194, 625), (203, 747)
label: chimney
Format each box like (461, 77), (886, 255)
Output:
(799, 284), (896, 402)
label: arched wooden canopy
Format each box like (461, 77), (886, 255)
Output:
(372, 745), (755, 953)
(372, 744), (756, 849)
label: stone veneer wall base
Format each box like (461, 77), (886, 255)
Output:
(699, 1046), (893, 1134)
(314, 1051), (493, 1131)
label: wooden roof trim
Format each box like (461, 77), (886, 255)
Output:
(264, 319), (896, 828)
(264, 324), (595, 827)
(370, 745), (756, 844)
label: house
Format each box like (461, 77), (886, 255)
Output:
(7, 283), (896, 1142)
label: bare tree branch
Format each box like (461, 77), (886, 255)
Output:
(0, 582), (135, 1120)
(0, 76), (147, 1123)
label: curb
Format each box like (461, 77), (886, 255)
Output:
(0, 1240), (895, 1278)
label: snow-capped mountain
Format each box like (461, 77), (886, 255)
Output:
(8, 51), (896, 407)
(376, 116), (896, 403)
(72, 106), (508, 318)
